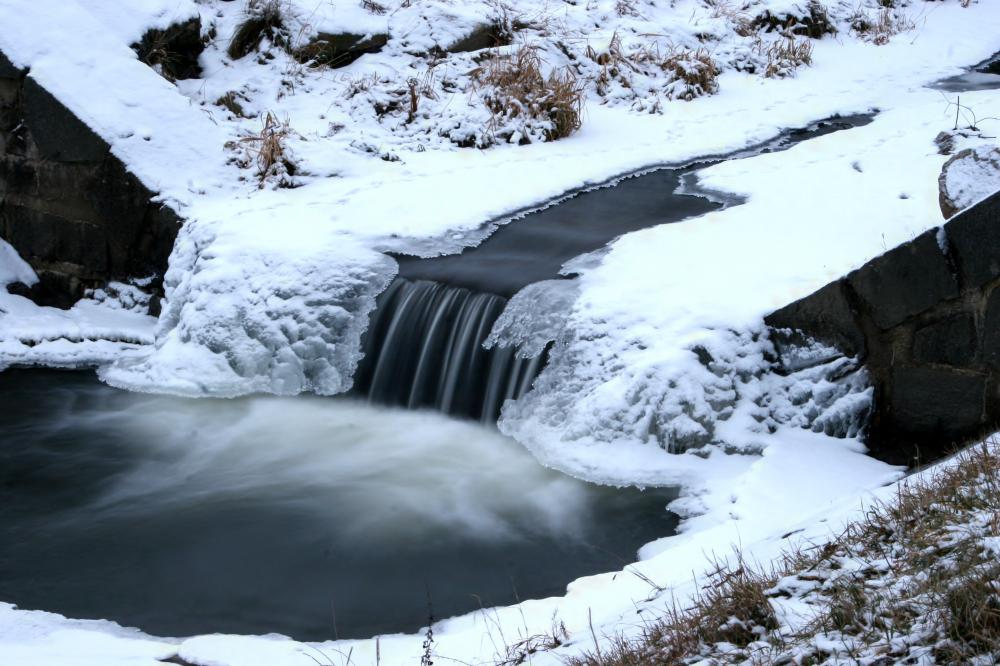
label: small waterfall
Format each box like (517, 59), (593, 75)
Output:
(354, 279), (545, 423)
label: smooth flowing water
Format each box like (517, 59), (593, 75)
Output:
(0, 370), (679, 640)
(353, 279), (545, 423)
(358, 116), (875, 422)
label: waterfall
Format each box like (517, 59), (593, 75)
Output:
(353, 279), (546, 423)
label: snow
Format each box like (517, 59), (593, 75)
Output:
(4, 0), (1000, 400)
(100, 221), (397, 396)
(941, 143), (1000, 216)
(0, 240), (156, 370)
(2, 0), (1000, 663)
(80, 0), (200, 44)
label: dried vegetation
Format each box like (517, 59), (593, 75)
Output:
(567, 442), (1000, 665)
(473, 46), (584, 145)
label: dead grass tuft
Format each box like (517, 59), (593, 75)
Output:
(660, 47), (720, 100)
(228, 0), (288, 60)
(614, 0), (638, 18)
(752, 0), (836, 39)
(360, 0), (388, 15)
(228, 111), (296, 187)
(473, 46), (584, 144)
(758, 37), (813, 78)
(569, 553), (778, 665)
(850, 7), (916, 46)
(587, 36), (719, 104)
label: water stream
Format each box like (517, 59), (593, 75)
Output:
(0, 369), (678, 640)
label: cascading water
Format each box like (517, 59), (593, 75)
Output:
(353, 278), (545, 423)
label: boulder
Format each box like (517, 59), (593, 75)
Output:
(939, 145), (1000, 219)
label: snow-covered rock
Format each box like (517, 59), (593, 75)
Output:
(939, 144), (1000, 219)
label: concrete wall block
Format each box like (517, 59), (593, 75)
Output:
(848, 229), (960, 330)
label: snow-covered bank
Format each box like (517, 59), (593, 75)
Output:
(4, 0), (1000, 401)
(3, 0), (1000, 663)
(0, 246), (156, 369)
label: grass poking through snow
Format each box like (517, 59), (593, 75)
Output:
(562, 441), (1000, 665)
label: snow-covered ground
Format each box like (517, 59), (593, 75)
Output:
(2, 0), (1000, 663)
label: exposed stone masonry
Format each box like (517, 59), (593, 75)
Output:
(767, 191), (1000, 464)
(0, 50), (180, 310)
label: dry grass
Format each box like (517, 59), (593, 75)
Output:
(568, 553), (779, 665)
(135, 32), (185, 81)
(228, 0), (288, 60)
(563, 442), (1000, 665)
(473, 46), (584, 143)
(758, 36), (814, 78)
(615, 0), (638, 18)
(587, 36), (719, 103)
(850, 7), (916, 46)
(660, 47), (720, 100)
(228, 111), (295, 186)
(360, 0), (388, 15)
(751, 0), (836, 39)
(497, 621), (569, 666)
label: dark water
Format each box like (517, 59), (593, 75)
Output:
(358, 115), (874, 423)
(930, 51), (1000, 92)
(0, 369), (679, 641)
(395, 114), (874, 297)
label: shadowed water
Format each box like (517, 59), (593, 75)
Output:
(394, 115), (874, 297)
(930, 51), (1000, 92)
(0, 369), (679, 641)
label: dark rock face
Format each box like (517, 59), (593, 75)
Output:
(847, 229), (959, 330)
(766, 190), (1000, 466)
(889, 367), (985, 439)
(947, 190), (1000, 288)
(913, 315), (977, 367)
(767, 280), (865, 358)
(132, 17), (205, 81)
(294, 32), (388, 68)
(0, 49), (181, 311)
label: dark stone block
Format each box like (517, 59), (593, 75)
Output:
(913, 315), (978, 367)
(765, 278), (865, 357)
(889, 366), (985, 436)
(0, 156), (37, 195)
(138, 203), (183, 277)
(31, 160), (104, 217)
(89, 157), (155, 272)
(2, 204), (107, 273)
(22, 77), (108, 163)
(6, 272), (81, 309)
(0, 51), (22, 79)
(945, 190), (1000, 289)
(982, 287), (1000, 368)
(848, 229), (959, 330)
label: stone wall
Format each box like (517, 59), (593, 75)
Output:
(0, 50), (180, 310)
(767, 191), (1000, 465)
